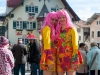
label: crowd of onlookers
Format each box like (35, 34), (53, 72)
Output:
(0, 36), (100, 75)
(0, 36), (42, 75)
(11, 38), (42, 75)
(77, 42), (100, 75)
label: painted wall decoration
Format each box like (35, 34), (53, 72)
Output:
(26, 31), (33, 35)
(28, 13), (35, 20)
(16, 30), (22, 35)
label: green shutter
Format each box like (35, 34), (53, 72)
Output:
(35, 6), (38, 13)
(51, 8), (53, 11)
(2, 26), (5, 34)
(23, 21), (27, 29)
(26, 5), (29, 12)
(13, 21), (16, 29)
(33, 22), (36, 29)
(51, 8), (55, 12)
(11, 14), (14, 18)
(9, 14), (14, 18)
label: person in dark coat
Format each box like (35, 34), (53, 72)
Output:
(27, 39), (41, 75)
(12, 38), (27, 75)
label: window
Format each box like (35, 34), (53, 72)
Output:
(16, 21), (23, 30)
(26, 5), (38, 13)
(97, 21), (98, 25)
(77, 28), (81, 32)
(27, 22), (33, 30)
(51, 7), (59, 12)
(22, 39), (28, 45)
(92, 31), (94, 38)
(29, 6), (34, 13)
(23, 21), (36, 30)
(79, 36), (81, 41)
(97, 43), (100, 48)
(38, 21), (43, 30)
(97, 31), (100, 37)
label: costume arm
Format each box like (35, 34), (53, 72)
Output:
(71, 27), (79, 63)
(41, 26), (54, 64)
(42, 26), (51, 50)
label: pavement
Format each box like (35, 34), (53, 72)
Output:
(12, 70), (31, 75)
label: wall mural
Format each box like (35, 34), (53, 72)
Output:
(28, 13), (35, 20)
(16, 31), (22, 35)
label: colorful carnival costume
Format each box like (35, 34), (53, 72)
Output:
(55, 27), (83, 72)
(40, 26), (56, 71)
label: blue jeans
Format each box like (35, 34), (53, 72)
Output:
(14, 64), (25, 75)
(31, 63), (42, 75)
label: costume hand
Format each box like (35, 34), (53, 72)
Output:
(48, 64), (54, 70)
(71, 64), (77, 69)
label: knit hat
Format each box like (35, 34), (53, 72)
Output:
(0, 36), (9, 45)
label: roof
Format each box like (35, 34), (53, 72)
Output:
(86, 13), (100, 24)
(61, 0), (80, 21)
(75, 20), (90, 28)
(7, 0), (22, 7)
(37, 4), (49, 18)
(6, 0), (23, 16)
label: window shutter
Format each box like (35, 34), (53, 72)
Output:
(11, 14), (14, 18)
(13, 21), (16, 29)
(33, 22), (36, 29)
(23, 21), (27, 29)
(51, 8), (55, 12)
(35, 6), (38, 13)
(51, 8), (54, 11)
(10, 14), (14, 18)
(2, 26), (5, 34)
(26, 5), (29, 12)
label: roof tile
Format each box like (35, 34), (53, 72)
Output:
(7, 0), (22, 7)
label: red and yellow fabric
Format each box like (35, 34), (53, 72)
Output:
(40, 26), (56, 71)
(56, 27), (83, 72)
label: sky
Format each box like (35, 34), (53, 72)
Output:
(0, 0), (100, 20)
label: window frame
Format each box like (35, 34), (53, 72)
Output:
(79, 36), (81, 41)
(26, 22), (33, 30)
(77, 28), (81, 32)
(38, 21), (43, 30)
(28, 6), (35, 13)
(97, 31), (100, 37)
(16, 21), (23, 30)
(92, 31), (94, 38)
(97, 21), (98, 25)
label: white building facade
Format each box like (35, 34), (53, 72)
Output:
(4, 0), (80, 45)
